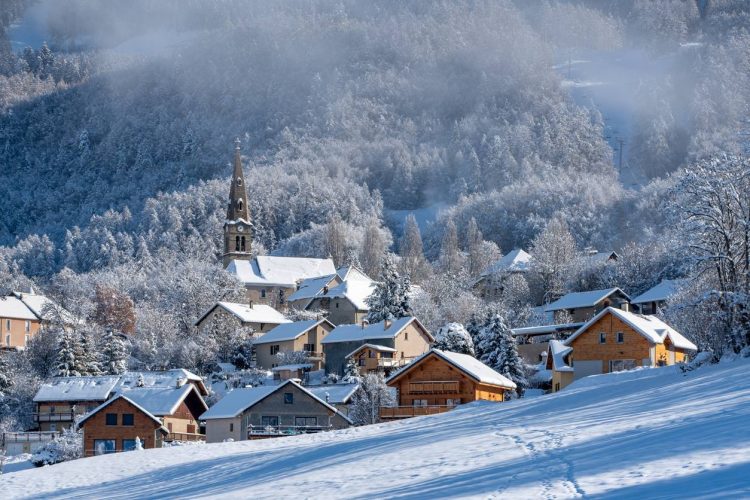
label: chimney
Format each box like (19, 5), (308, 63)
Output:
(384, 318), (392, 330)
(361, 319), (369, 329)
(323, 285), (329, 294)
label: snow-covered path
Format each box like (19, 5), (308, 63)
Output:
(3, 360), (750, 499)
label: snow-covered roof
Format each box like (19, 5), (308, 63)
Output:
(200, 380), (351, 423)
(565, 307), (697, 351)
(0, 295), (38, 320)
(322, 278), (375, 311)
(548, 340), (574, 372)
(287, 274), (339, 303)
(387, 349), (516, 389)
(117, 384), (207, 416)
(34, 376), (121, 402)
(345, 343), (398, 359)
(631, 279), (684, 305)
(306, 383), (359, 405)
(545, 288), (630, 312)
(481, 249), (531, 276)
(226, 256), (336, 287)
(321, 317), (432, 344)
(254, 319), (330, 345)
(78, 394), (169, 433)
(270, 363), (312, 372)
(34, 369), (208, 402)
(583, 250), (618, 265)
(511, 322), (584, 337)
(196, 302), (290, 327)
(12, 292), (79, 324)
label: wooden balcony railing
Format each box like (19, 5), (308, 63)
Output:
(33, 412), (76, 422)
(379, 405), (454, 419)
(407, 381), (460, 394)
(165, 432), (205, 442)
(2, 431), (59, 447)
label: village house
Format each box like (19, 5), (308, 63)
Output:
(200, 379), (351, 442)
(547, 307), (697, 392)
(511, 322), (584, 365)
(346, 343), (399, 376)
(78, 395), (169, 456)
(0, 290), (76, 350)
(253, 319), (335, 370)
(545, 340), (574, 393)
(195, 301), (290, 334)
(542, 287), (631, 323)
(473, 249), (531, 300)
(322, 317), (434, 376)
(289, 266), (376, 326)
(221, 140), (336, 307)
(631, 279), (684, 315)
(380, 349), (516, 419)
(32, 369), (208, 432)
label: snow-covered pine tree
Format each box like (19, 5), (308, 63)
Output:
(0, 353), (12, 395)
(77, 327), (102, 376)
(349, 372), (395, 425)
(341, 357), (361, 383)
(101, 329), (128, 375)
(366, 254), (412, 323)
(433, 322), (475, 356)
(497, 331), (528, 398)
(477, 312), (527, 397)
(55, 329), (81, 377)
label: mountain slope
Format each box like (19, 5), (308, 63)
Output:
(2, 359), (750, 498)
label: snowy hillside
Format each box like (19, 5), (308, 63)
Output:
(3, 360), (749, 499)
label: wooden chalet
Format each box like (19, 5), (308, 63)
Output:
(381, 349), (516, 419)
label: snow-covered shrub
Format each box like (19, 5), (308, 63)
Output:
(433, 323), (475, 356)
(349, 373), (395, 426)
(31, 427), (83, 466)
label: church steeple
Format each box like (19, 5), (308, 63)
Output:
(222, 138), (252, 267)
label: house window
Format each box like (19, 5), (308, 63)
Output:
(105, 413), (118, 426)
(295, 417), (317, 427)
(229, 422), (234, 432)
(616, 332), (624, 343)
(25, 320), (30, 332)
(270, 345), (280, 356)
(609, 359), (636, 372)
(24, 334), (29, 346)
(261, 289), (267, 298)
(404, 331), (408, 340)
(261, 416), (279, 427)
(335, 302), (339, 308)
(94, 439), (116, 455)
(284, 393), (294, 404)
(599, 332), (606, 344)
(122, 413), (134, 426)
(6, 319), (10, 331)
(412, 399), (428, 407)
(358, 358), (366, 366)
(446, 399), (461, 406)
(5, 334), (10, 347)
(122, 439), (137, 451)
(303, 343), (314, 353)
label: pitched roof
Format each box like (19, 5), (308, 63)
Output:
(116, 384), (207, 416)
(345, 343), (398, 359)
(0, 295), (38, 321)
(387, 349), (516, 389)
(34, 369), (208, 402)
(254, 319), (331, 345)
(287, 274), (339, 303)
(547, 340), (574, 372)
(631, 279), (685, 305)
(226, 256), (336, 288)
(12, 292), (79, 324)
(195, 301), (290, 326)
(306, 383), (360, 405)
(77, 394), (168, 433)
(481, 249), (531, 276)
(199, 380), (352, 424)
(511, 322), (585, 337)
(545, 288), (630, 312)
(322, 278), (375, 311)
(321, 317), (433, 344)
(564, 307), (697, 351)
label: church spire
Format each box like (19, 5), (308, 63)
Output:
(222, 138), (252, 267)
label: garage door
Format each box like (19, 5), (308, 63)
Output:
(574, 360), (602, 380)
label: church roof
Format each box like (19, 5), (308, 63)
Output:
(227, 256), (336, 288)
(226, 139), (250, 223)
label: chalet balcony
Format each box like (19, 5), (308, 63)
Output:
(379, 405), (454, 419)
(165, 432), (205, 442)
(408, 381), (460, 394)
(2, 431), (59, 447)
(303, 351), (325, 359)
(33, 412), (76, 422)
(247, 424), (333, 439)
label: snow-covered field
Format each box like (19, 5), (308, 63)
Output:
(3, 360), (750, 499)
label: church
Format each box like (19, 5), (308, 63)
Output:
(222, 140), (336, 307)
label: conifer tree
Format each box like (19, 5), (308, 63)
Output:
(399, 214), (428, 282)
(342, 357), (361, 383)
(55, 329), (81, 377)
(101, 329), (128, 375)
(0, 354), (12, 395)
(366, 254), (412, 323)
(77, 327), (102, 376)
(439, 219), (462, 273)
(477, 312), (527, 397)
(433, 323), (475, 356)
